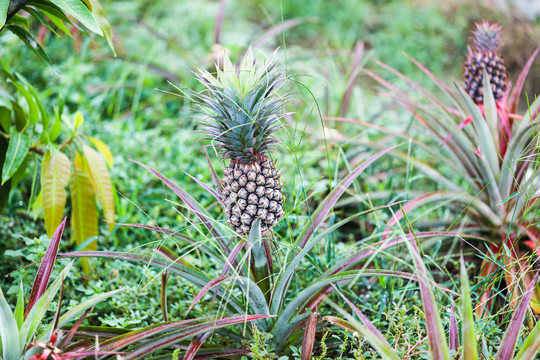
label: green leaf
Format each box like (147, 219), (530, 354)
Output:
(14, 281), (24, 329)
(73, 110), (84, 130)
(20, 263), (72, 347)
(0, 0), (7, 27)
(49, 106), (63, 142)
(83, 144), (115, 230)
(514, 319), (540, 360)
(10, 153), (29, 190)
(11, 80), (39, 127)
(48, 0), (101, 34)
(0, 287), (21, 360)
(34, 4), (72, 36)
(70, 164), (98, 275)
(82, 0), (115, 54)
(2, 131), (30, 185)
(23, 7), (61, 37)
(6, 14), (29, 30)
(461, 258), (478, 360)
(7, 25), (52, 66)
(0, 106), (10, 133)
(41, 151), (71, 237)
(11, 100), (26, 132)
(0, 137), (10, 212)
(15, 74), (49, 135)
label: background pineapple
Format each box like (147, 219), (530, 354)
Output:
(193, 49), (288, 235)
(463, 21), (508, 104)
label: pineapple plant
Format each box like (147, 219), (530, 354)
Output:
(463, 21), (508, 104)
(193, 49), (287, 235)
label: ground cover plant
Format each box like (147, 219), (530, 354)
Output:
(1, 0), (540, 359)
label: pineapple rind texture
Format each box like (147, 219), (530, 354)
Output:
(222, 159), (284, 235)
(463, 52), (508, 103)
(463, 21), (508, 104)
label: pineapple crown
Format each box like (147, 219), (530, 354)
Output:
(193, 48), (288, 165)
(471, 20), (503, 53)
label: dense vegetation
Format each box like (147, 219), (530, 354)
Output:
(1, 0), (540, 359)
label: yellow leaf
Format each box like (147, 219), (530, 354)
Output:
(41, 151), (70, 237)
(88, 137), (114, 167)
(82, 0), (116, 55)
(70, 167), (98, 275)
(74, 151), (96, 191)
(83, 144), (115, 230)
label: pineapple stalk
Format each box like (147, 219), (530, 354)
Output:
(193, 49), (288, 235)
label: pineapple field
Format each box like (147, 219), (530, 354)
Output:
(1, 0), (540, 359)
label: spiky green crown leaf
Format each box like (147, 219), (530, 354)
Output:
(471, 20), (502, 53)
(193, 48), (288, 164)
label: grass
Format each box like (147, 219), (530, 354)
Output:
(1, 0), (540, 358)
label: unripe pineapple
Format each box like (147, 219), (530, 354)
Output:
(463, 21), (508, 104)
(193, 49), (287, 235)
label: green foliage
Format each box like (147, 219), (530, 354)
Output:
(0, 0), (117, 274)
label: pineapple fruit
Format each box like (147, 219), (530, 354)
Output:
(463, 21), (508, 104)
(193, 49), (287, 235)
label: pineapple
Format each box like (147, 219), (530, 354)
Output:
(193, 49), (287, 235)
(463, 21), (508, 104)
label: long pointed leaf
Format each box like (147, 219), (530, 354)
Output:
(132, 160), (228, 251)
(0, 287), (20, 360)
(296, 143), (402, 248)
(461, 257), (478, 360)
(495, 272), (538, 360)
(25, 217), (66, 319)
(407, 227), (449, 360)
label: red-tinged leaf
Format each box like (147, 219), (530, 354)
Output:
(301, 312), (318, 360)
(383, 191), (501, 240)
(508, 47), (540, 114)
(329, 231), (486, 277)
(186, 348), (250, 360)
(102, 315), (271, 358)
(131, 160), (228, 250)
(373, 59), (451, 115)
(57, 350), (127, 358)
(154, 245), (191, 267)
(336, 289), (387, 344)
(205, 149), (222, 192)
(495, 272), (539, 360)
(184, 171), (223, 205)
(403, 53), (454, 95)
(115, 222), (219, 261)
(185, 276), (228, 316)
(183, 332), (211, 360)
(340, 41), (365, 117)
(51, 278), (64, 332)
(409, 233), (449, 360)
(449, 302), (459, 352)
(221, 241), (244, 276)
(161, 271), (169, 322)
(296, 143), (402, 248)
(25, 218), (66, 319)
(58, 251), (211, 288)
(60, 308), (90, 348)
